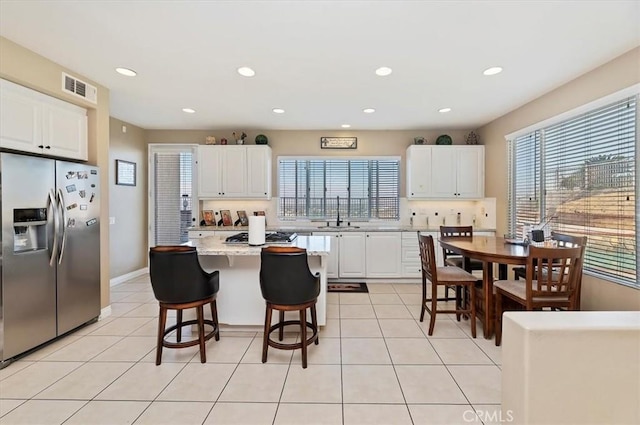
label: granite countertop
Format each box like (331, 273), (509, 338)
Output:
(189, 234), (331, 256)
(189, 225), (496, 233)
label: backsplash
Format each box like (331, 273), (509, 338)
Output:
(199, 198), (496, 229)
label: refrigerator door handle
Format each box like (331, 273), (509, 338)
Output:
(56, 188), (68, 264)
(48, 189), (59, 266)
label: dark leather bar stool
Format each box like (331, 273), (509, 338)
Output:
(260, 246), (320, 368)
(149, 246), (220, 365)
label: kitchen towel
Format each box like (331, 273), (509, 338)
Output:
(248, 215), (266, 245)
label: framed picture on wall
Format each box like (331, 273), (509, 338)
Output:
(115, 159), (136, 186)
(220, 210), (233, 226)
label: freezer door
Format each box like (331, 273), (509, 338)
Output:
(1, 153), (57, 360)
(55, 161), (100, 334)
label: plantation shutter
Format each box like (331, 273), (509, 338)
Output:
(154, 151), (193, 244)
(370, 159), (400, 219)
(513, 131), (541, 237)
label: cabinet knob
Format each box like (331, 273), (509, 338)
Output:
(45, 146), (51, 149)
(38, 145), (44, 148)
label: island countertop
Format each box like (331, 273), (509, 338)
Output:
(189, 235), (331, 256)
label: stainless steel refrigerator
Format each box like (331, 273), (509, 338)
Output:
(0, 152), (100, 365)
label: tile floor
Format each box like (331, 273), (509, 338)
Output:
(0, 276), (503, 425)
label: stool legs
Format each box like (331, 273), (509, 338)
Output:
(196, 305), (206, 363)
(262, 301), (319, 368)
(156, 305), (168, 366)
(262, 304), (273, 363)
(210, 300), (220, 341)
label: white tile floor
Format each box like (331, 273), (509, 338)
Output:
(0, 275), (503, 424)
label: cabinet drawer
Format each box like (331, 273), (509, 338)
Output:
(402, 264), (422, 278)
(402, 246), (420, 262)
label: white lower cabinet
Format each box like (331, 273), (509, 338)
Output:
(365, 232), (401, 277)
(338, 232), (366, 278)
(401, 232), (422, 278)
(314, 232), (339, 279)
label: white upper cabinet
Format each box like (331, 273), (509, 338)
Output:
(0, 79), (87, 161)
(197, 145), (271, 199)
(406, 145), (432, 198)
(246, 146), (272, 198)
(407, 145), (484, 199)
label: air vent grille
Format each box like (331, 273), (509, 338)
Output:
(61, 72), (97, 104)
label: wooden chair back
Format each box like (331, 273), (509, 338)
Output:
(418, 233), (438, 284)
(525, 245), (584, 308)
(439, 226), (473, 261)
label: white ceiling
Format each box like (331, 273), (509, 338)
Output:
(1, 1), (638, 131)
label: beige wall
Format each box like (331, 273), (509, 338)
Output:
(146, 129), (473, 197)
(109, 118), (148, 278)
(478, 46), (640, 311)
(0, 37), (112, 308)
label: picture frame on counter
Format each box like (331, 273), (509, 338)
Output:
(202, 210), (215, 226)
(237, 210), (249, 226)
(220, 209), (233, 226)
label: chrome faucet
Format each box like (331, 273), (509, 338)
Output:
(336, 196), (343, 227)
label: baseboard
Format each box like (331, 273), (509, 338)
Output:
(99, 305), (112, 320)
(110, 267), (149, 287)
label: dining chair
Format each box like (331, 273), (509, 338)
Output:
(149, 246), (220, 365)
(260, 246), (320, 368)
(494, 244), (585, 346)
(440, 226), (483, 301)
(513, 232), (587, 309)
(419, 233), (477, 337)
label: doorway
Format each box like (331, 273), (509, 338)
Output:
(148, 144), (198, 246)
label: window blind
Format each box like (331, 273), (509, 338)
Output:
(509, 95), (637, 286)
(278, 158), (400, 220)
(154, 151), (193, 245)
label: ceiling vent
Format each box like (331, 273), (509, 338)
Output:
(61, 72), (97, 104)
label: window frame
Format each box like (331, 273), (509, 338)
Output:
(506, 86), (639, 289)
(277, 155), (401, 221)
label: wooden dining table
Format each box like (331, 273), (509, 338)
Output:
(438, 236), (529, 339)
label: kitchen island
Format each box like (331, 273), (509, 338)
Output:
(189, 235), (331, 326)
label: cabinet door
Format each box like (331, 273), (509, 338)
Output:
(43, 99), (88, 160)
(221, 147), (247, 197)
(314, 232), (339, 279)
(198, 146), (222, 197)
(430, 147), (458, 198)
(0, 79), (42, 154)
(338, 232), (366, 278)
(365, 232), (402, 277)
(246, 146), (271, 198)
(455, 146), (484, 198)
(406, 146), (432, 198)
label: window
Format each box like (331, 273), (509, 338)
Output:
(150, 146), (196, 245)
(278, 158), (400, 220)
(508, 95), (638, 286)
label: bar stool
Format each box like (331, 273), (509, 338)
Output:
(259, 246), (320, 368)
(149, 246), (220, 365)
(419, 234), (477, 337)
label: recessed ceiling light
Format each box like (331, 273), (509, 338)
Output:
(115, 67), (137, 77)
(483, 66), (503, 76)
(272, 108), (285, 114)
(341, 124), (351, 128)
(237, 66), (256, 77)
(375, 67), (393, 76)
(363, 108), (376, 113)
(182, 108), (196, 114)
(438, 107), (452, 113)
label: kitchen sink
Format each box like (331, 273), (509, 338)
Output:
(316, 225), (360, 229)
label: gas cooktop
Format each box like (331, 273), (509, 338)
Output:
(224, 232), (298, 244)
